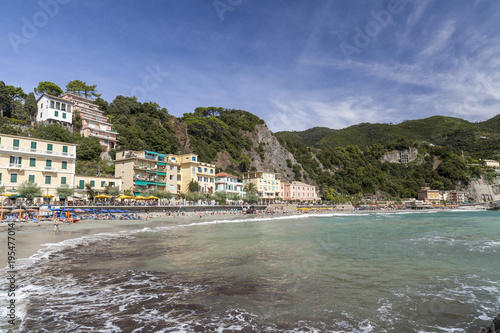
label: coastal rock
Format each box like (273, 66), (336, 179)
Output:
(475, 314), (500, 333)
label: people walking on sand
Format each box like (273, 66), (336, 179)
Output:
(53, 220), (59, 232)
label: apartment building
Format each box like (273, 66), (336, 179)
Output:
(74, 174), (122, 199)
(483, 159), (500, 168)
(115, 150), (177, 195)
(417, 187), (440, 203)
(241, 171), (281, 203)
(115, 151), (216, 195)
(280, 181), (319, 202)
(175, 153), (215, 194)
(36, 94), (73, 126)
(215, 172), (246, 198)
(0, 133), (77, 198)
(448, 191), (467, 203)
(61, 93), (118, 151)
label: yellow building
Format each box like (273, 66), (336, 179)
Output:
(417, 187), (440, 203)
(74, 174), (122, 199)
(114, 150), (215, 195)
(242, 171), (281, 203)
(173, 153), (215, 194)
(0, 133), (77, 199)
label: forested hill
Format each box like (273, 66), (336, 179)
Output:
(276, 115), (500, 160)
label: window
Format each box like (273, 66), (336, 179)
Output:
(30, 158), (36, 167)
(9, 156), (22, 164)
(61, 103), (66, 111)
(45, 176), (51, 184)
(210, 169), (214, 174)
(11, 173), (18, 183)
(62, 161), (67, 170)
(50, 101), (54, 108)
(67, 105), (71, 112)
(0, 173), (2, 181)
(109, 182), (115, 187)
(40, 103), (43, 109)
(192, 156), (196, 161)
(79, 180), (85, 189)
(204, 168), (207, 172)
(31, 141), (37, 151)
(170, 185), (175, 191)
(101, 181), (106, 187)
(90, 180), (95, 187)
(198, 167), (202, 172)
(62, 112), (66, 119)
(56, 102), (60, 110)
(47, 144), (53, 152)
(61, 177), (66, 185)
(170, 175), (174, 180)
(13, 139), (20, 149)
(46, 160), (52, 167)
(62, 146), (68, 155)
(28, 175), (35, 183)
(55, 111), (59, 117)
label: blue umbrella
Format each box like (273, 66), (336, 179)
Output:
(101, 209), (108, 213)
(109, 209), (117, 213)
(84, 209), (92, 212)
(124, 209), (130, 212)
(116, 209), (124, 213)
(63, 208), (73, 211)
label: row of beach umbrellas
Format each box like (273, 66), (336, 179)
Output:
(2, 193), (159, 200)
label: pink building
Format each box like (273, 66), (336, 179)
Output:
(280, 181), (319, 202)
(61, 93), (118, 151)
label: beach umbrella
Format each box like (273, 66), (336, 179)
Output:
(147, 195), (159, 200)
(11, 209), (25, 220)
(74, 209), (85, 213)
(42, 194), (54, 198)
(124, 209), (130, 212)
(84, 208), (92, 212)
(95, 194), (112, 199)
(116, 194), (132, 199)
(39, 208), (52, 212)
(109, 209), (117, 213)
(101, 209), (109, 213)
(3, 193), (14, 197)
(134, 195), (147, 200)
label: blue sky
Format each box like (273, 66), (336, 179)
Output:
(1, 0), (500, 132)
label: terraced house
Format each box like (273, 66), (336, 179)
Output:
(0, 133), (77, 200)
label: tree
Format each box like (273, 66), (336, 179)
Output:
(34, 81), (63, 96)
(84, 182), (96, 201)
(56, 184), (75, 202)
(245, 193), (259, 204)
(65, 80), (98, 98)
(18, 182), (42, 204)
(244, 182), (257, 195)
(73, 110), (82, 132)
(76, 137), (103, 161)
(188, 180), (200, 193)
(214, 191), (228, 205)
(25, 92), (38, 124)
(0, 81), (14, 117)
(228, 192), (241, 202)
(104, 185), (120, 197)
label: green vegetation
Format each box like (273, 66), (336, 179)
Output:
(182, 107), (264, 171)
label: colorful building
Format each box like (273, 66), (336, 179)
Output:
(114, 151), (215, 195)
(448, 191), (467, 203)
(61, 93), (118, 151)
(280, 181), (319, 202)
(241, 171), (281, 203)
(0, 133), (77, 200)
(215, 172), (246, 198)
(417, 187), (440, 203)
(36, 94), (73, 127)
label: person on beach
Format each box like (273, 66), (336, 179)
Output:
(54, 220), (59, 232)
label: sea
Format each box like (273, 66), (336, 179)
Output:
(1, 210), (499, 332)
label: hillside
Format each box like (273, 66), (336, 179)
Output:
(276, 115), (500, 159)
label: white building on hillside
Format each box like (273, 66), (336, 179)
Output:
(36, 94), (73, 127)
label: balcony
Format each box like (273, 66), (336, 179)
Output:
(7, 163), (23, 170)
(42, 166), (58, 172)
(0, 145), (76, 158)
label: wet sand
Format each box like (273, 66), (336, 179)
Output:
(0, 212), (255, 268)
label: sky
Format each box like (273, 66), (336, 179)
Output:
(1, 0), (500, 132)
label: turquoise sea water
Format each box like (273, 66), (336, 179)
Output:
(1, 211), (499, 332)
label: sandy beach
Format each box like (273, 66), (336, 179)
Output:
(0, 211), (256, 268)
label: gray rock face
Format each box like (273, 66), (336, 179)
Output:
(475, 314), (500, 333)
(380, 147), (418, 165)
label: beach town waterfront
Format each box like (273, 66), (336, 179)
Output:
(1, 210), (499, 332)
